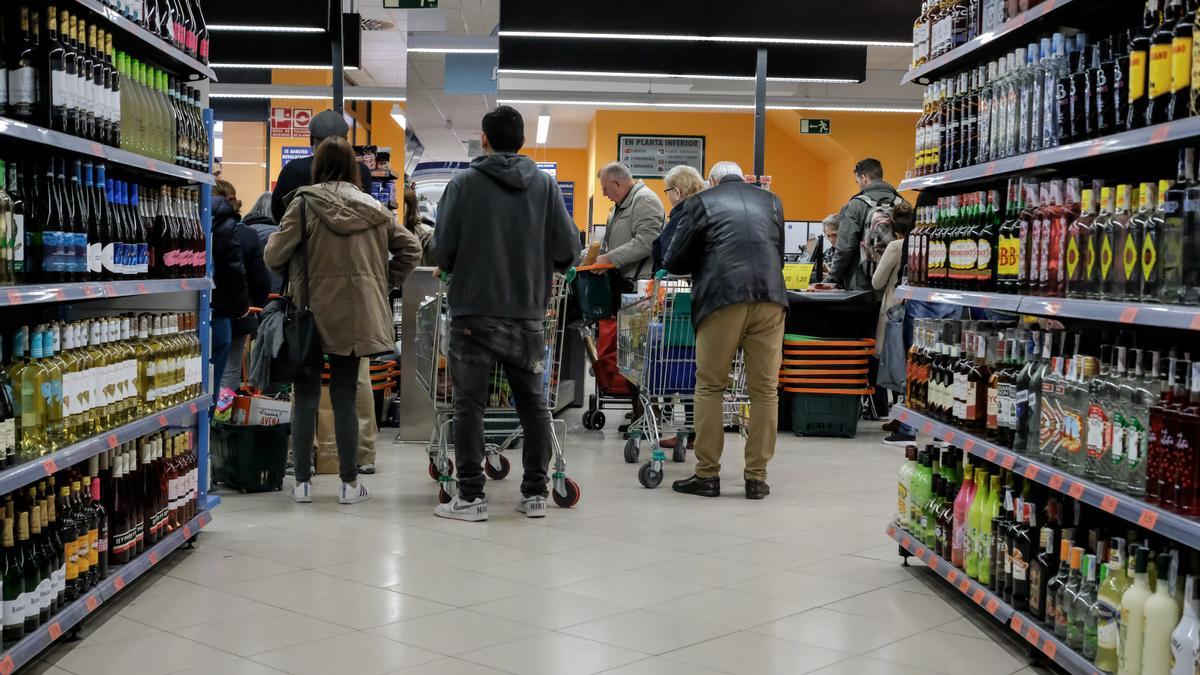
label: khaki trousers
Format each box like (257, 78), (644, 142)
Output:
(356, 359), (378, 465)
(693, 302), (785, 481)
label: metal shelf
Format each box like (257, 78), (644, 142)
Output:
(0, 277), (213, 308)
(1009, 612), (1104, 675)
(0, 117), (217, 185)
(896, 285), (1200, 331)
(894, 405), (1200, 550)
(0, 509), (213, 674)
(70, 0), (217, 81)
(904, 0), (1078, 84)
(887, 524), (1015, 623)
(0, 395), (210, 497)
(898, 116), (1200, 192)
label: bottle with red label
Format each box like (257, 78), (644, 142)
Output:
(1044, 180), (1069, 298)
(977, 189), (1001, 290)
(1019, 180), (1041, 295)
(1146, 354), (1183, 504)
(1174, 362), (1200, 515)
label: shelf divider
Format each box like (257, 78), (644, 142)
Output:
(887, 523), (1015, 622)
(0, 278), (214, 308)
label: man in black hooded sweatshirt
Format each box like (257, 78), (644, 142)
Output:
(431, 106), (580, 522)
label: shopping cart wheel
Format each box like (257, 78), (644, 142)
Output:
(429, 459), (455, 481)
(552, 478), (581, 508)
(623, 438), (640, 464)
(484, 454), (512, 480)
(438, 485), (453, 504)
(672, 444), (686, 463)
(592, 411), (605, 429)
(638, 462), (663, 488)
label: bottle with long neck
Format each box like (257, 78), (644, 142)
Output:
(1131, 0), (1160, 130)
(1059, 546), (1085, 643)
(1120, 546), (1154, 675)
(1151, 0), (1183, 125)
(1096, 538), (1130, 671)
(1170, 556), (1200, 674)
(1162, 149), (1191, 303)
(1076, 553), (1100, 659)
(1144, 552), (1182, 673)
(1144, 179), (1169, 301)
(1, 516), (23, 647)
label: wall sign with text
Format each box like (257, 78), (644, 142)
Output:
(617, 134), (705, 179)
(271, 107), (313, 138)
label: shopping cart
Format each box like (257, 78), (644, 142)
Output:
(617, 273), (749, 488)
(572, 263), (634, 431)
(413, 274), (581, 507)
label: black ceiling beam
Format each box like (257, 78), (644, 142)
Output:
(499, 0), (920, 44)
(199, 0), (331, 30)
(498, 38), (868, 82)
(209, 15), (361, 69)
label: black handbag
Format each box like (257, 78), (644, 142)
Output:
(270, 198), (323, 384)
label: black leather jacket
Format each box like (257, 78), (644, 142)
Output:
(663, 175), (788, 327)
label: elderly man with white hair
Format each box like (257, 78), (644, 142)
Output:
(663, 161), (788, 500)
(594, 162), (665, 282)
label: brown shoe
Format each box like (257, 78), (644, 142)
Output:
(745, 480), (770, 500)
(659, 437), (679, 449)
(882, 419), (901, 433)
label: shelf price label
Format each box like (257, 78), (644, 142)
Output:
(158, 415), (169, 427)
(1001, 455), (1015, 470)
(944, 431), (956, 442)
(1068, 482), (1085, 499)
(47, 622), (62, 640)
(85, 595), (99, 612)
(972, 589), (986, 604)
(964, 439), (976, 452)
(1138, 509), (1159, 530)
(1025, 626), (1041, 646)
(41, 458), (58, 474)
(106, 434), (119, 449)
(183, 525), (192, 539)
(1191, 314), (1200, 330)
(947, 569), (959, 583)
(958, 579), (971, 593)
(1042, 640), (1057, 659)
(149, 551), (160, 565)
(1151, 126), (1172, 143)
(1048, 473), (1065, 490)
(114, 575), (126, 591)
(1119, 307), (1139, 324)
(1100, 495), (1120, 513)
(898, 410), (909, 422)
(1024, 465), (1039, 480)
(1011, 615), (1024, 633)
(0, 654), (14, 675)
(986, 598), (999, 614)
(985, 448), (998, 462)
(5, 290), (24, 305)
(922, 421), (933, 434)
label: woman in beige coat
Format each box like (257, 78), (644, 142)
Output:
(872, 202), (915, 446)
(265, 137), (423, 504)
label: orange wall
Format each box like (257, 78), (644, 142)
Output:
(521, 147), (589, 231)
(583, 108), (920, 227)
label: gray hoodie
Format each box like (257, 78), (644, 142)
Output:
(432, 153), (581, 320)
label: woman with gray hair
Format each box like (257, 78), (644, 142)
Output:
(242, 192), (284, 295)
(652, 165), (706, 271)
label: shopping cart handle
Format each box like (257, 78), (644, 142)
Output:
(654, 269), (668, 280)
(564, 268), (578, 283)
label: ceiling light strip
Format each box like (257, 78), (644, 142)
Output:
(498, 30), (912, 48)
(210, 63), (361, 70)
(498, 98), (919, 113)
(497, 68), (859, 84)
(407, 47), (500, 54)
(210, 93), (407, 101)
(207, 24), (325, 33)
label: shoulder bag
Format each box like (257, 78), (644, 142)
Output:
(269, 197), (324, 384)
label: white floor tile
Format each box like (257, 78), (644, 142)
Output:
(723, 570), (876, 608)
(751, 607), (926, 655)
(637, 554), (775, 586)
(559, 540), (687, 570)
(470, 588), (637, 630)
(866, 630), (1025, 675)
(251, 631), (442, 675)
(388, 658), (510, 675)
(169, 607), (351, 657)
(286, 585), (454, 630)
(460, 631), (645, 675)
(663, 630), (849, 675)
(557, 570), (709, 608)
(368, 608), (543, 655)
(478, 553), (621, 588)
(561, 608), (737, 655)
(388, 570), (535, 607)
(649, 588), (808, 630)
(598, 656), (732, 674)
(823, 588), (964, 631)
(48, 632), (238, 675)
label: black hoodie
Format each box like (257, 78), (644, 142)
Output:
(210, 196), (250, 320)
(432, 153), (580, 320)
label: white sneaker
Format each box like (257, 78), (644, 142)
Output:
(339, 481), (371, 504)
(291, 481), (312, 503)
(516, 495), (547, 518)
(434, 496), (489, 522)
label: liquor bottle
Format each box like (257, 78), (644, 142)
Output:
(1059, 545), (1084, 641)
(991, 477), (1013, 595)
(1014, 330), (1040, 451)
(1010, 501), (1034, 611)
(1152, 0), (1184, 126)
(1148, 356), (1183, 504)
(1163, 150), (1191, 303)
(1170, 556), (1200, 674)
(1119, 545), (1153, 675)
(1170, 362), (1199, 514)
(1046, 534), (1072, 629)
(966, 466), (986, 577)
(1076, 553), (1100, 659)
(8, 160), (27, 283)
(1144, 552), (1182, 672)
(1088, 345), (1117, 481)
(1096, 538), (1129, 671)
(1095, 37), (1116, 136)
(1144, 179), (1169, 301)
(1072, 40), (1097, 142)
(27, 504), (49, 625)
(951, 459), (974, 567)
(8, 7), (37, 123)
(1030, 504), (1059, 622)
(43, 491), (63, 612)
(982, 473), (1001, 585)
(2, 515), (24, 647)
(1170, 0), (1196, 120)
(1181, 156), (1199, 300)
(939, 478), (957, 558)
(1124, 183), (1153, 300)
(1043, 34), (1068, 148)
(1067, 186), (1098, 298)
(1132, 1), (1159, 131)
(1018, 180), (1040, 293)
(14, 511), (38, 634)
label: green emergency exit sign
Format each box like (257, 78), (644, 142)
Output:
(383, 0), (438, 8)
(800, 118), (831, 135)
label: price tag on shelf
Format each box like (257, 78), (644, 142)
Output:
(1087, 143), (1105, 157)
(1119, 307), (1139, 324)
(985, 448), (998, 462)
(89, 142), (103, 155)
(1011, 615), (1024, 633)
(189, 403), (199, 414)
(0, 654), (14, 675)
(1138, 509), (1159, 530)
(183, 525), (192, 539)
(887, 525), (896, 537)
(984, 162), (999, 176)
(181, 279), (192, 290)
(1191, 313), (1200, 330)
(947, 569), (959, 583)
(82, 285), (99, 298)
(149, 551), (160, 565)
(41, 458), (58, 474)
(986, 598), (999, 614)
(114, 576), (126, 591)
(1045, 302), (1062, 315)
(978, 295), (992, 309)
(1023, 154), (1040, 169)
(1001, 455), (1015, 470)
(1025, 626), (1040, 645)
(53, 289), (66, 301)
(902, 536), (911, 548)
(1024, 465), (1039, 480)
(137, 283), (148, 294)
(107, 434), (119, 449)
(85, 595), (99, 612)
(103, 283), (118, 296)
(47, 622), (62, 640)
(1068, 482), (1085, 499)
(1042, 640), (1057, 659)
(158, 415), (168, 427)
(964, 439), (976, 451)
(1101, 495), (1120, 513)
(5, 290), (23, 305)
(898, 411), (909, 422)
(1048, 473), (1064, 490)
(1152, 126), (1172, 143)
(958, 579), (971, 593)
(972, 589), (986, 604)
(922, 421), (933, 434)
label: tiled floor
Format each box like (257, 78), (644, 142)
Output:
(30, 418), (1055, 675)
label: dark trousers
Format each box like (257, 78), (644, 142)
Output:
(210, 317), (232, 404)
(449, 317), (553, 500)
(292, 354), (361, 484)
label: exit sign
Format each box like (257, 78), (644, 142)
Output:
(800, 119), (831, 135)
(383, 0), (438, 7)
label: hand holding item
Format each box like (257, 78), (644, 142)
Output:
(591, 254), (612, 273)
(808, 282), (839, 292)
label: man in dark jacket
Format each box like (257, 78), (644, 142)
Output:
(431, 106), (581, 522)
(270, 110), (374, 224)
(827, 158), (900, 290)
(209, 193), (250, 401)
(221, 214), (273, 392)
(664, 161), (787, 500)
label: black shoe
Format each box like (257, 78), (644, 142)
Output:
(882, 431), (917, 447)
(358, 464), (376, 475)
(882, 419), (901, 433)
(745, 480), (770, 500)
(672, 475), (720, 497)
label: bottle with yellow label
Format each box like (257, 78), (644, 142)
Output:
(1151, 0), (1182, 126)
(1170, 0), (1195, 119)
(1090, 187), (1115, 299)
(1132, 0), (1160, 130)
(1123, 183), (1153, 301)
(1067, 187), (1098, 299)
(1142, 179), (1169, 301)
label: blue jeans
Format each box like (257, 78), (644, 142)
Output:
(210, 317), (233, 403)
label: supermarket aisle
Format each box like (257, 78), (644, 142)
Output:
(31, 423), (1051, 675)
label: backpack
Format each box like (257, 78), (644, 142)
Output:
(854, 191), (908, 279)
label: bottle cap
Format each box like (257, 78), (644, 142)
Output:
(1071, 546), (1084, 568)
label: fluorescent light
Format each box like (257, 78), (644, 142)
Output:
(209, 63), (360, 70)
(498, 30), (912, 48)
(207, 24), (324, 33)
(391, 104), (407, 129)
(498, 68), (859, 84)
(407, 47), (499, 54)
(499, 98), (920, 113)
(536, 108), (550, 145)
(210, 93), (407, 101)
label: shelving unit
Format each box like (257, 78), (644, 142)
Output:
(903, 0), (1080, 85)
(888, 524), (1100, 675)
(896, 285), (1200, 330)
(0, 4), (218, 668)
(0, 510), (214, 674)
(898, 115), (1200, 192)
(0, 118), (217, 185)
(70, 0), (218, 82)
